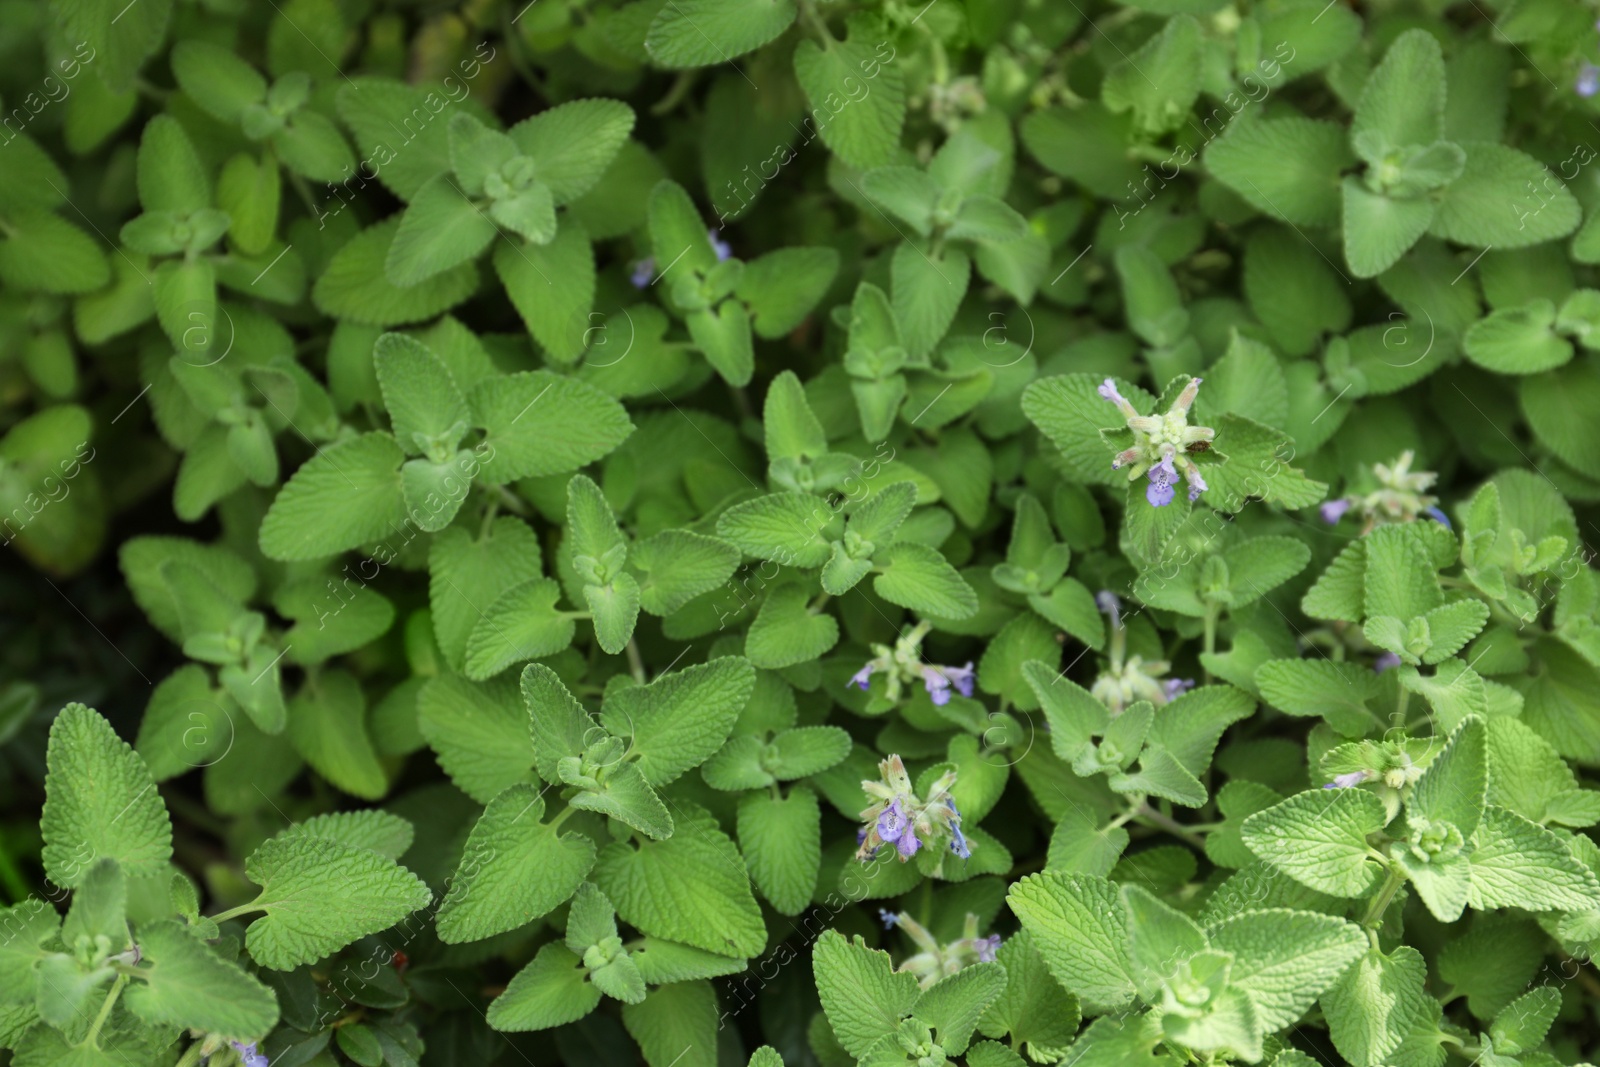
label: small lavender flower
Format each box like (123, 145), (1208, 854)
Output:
(1147, 452), (1178, 507)
(1096, 590), (1122, 628)
(921, 662), (975, 705)
(1324, 770), (1372, 790)
(1424, 506), (1451, 529)
(629, 257), (655, 288)
(1580, 62), (1600, 98)
(877, 797), (911, 844)
(975, 934), (1002, 963)
(1163, 677), (1195, 700)
(850, 663), (877, 690)
(1321, 498), (1352, 524)
(709, 229), (733, 261)
(231, 1042), (269, 1067)
(880, 909), (900, 929)
(1373, 651), (1403, 673)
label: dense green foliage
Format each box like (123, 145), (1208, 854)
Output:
(4, 0), (1600, 1065)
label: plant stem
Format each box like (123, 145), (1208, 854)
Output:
(808, 593), (832, 614)
(626, 638), (647, 684)
(210, 900), (263, 924)
(1201, 605), (1218, 683)
(1362, 863), (1406, 929)
(1393, 687), (1410, 732)
(1132, 803), (1207, 849)
(173, 1042), (207, 1067)
(85, 974), (129, 1049)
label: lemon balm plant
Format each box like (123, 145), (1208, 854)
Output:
(5, 0), (1600, 1066)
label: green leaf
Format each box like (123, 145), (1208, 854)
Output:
(239, 834), (431, 969)
(738, 786), (821, 915)
(470, 371), (633, 484)
(1342, 178), (1435, 279)
(1240, 787), (1386, 897)
(1363, 524), (1443, 621)
(622, 981), (718, 1067)
(739, 247), (839, 339)
(1208, 909), (1365, 1031)
(716, 492), (835, 567)
(494, 215), (596, 364)
(631, 530), (741, 616)
(385, 174), (496, 286)
(259, 432), (406, 561)
(1490, 986), (1560, 1055)
(1006, 872), (1136, 1013)
(276, 809), (414, 860)
(1321, 946), (1436, 1067)
(1255, 659), (1380, 737)
(136, 114), (210, 214)
(604, 657), (754, 787)
(463, 578), (576, 680)
(977, 931), (1081, 1060)
(593, 803), (767, 957)
(0, 212), (111, 295)
(747, 583), (841, 669)
(812, 930), (921, 1058)
(648, 179), (719, 278)
(874, 541), (978, 619)
(916, 962), (1007, 1055)
(1101, 15), (1203, 136)
(0, 899), (58, 1008)
(488, 942), (600, 1031)
(436, 784), (596, 942)
(430, 517), (544, 673)
(1351, 29), (1445, 152)
(792, 20), (905, 171)
(571, 760), (676, 841)
(286, 670), (387, 800)
(1204, 118), (1351, 228)
(418, 673), (535, 805)
(892, 242), (971, 359)
(1431, 142), (1580, 249)
(1464, 299), (1572, 375)
(42, 703), (173, 888)
(763, 371), (827, 462)
(688, 300), (756, 387)
(313, 219), (481, 327)
(1468, 805), (1600, 912)
(333, 77), (461, 201)
(124, 920), (278, 1041)
(509, 99), (636, 205)
(646, 0), (797, 67)
(1202, 414), (1327, 512)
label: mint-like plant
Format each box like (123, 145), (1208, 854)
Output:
(5, 2), (1600, 1066)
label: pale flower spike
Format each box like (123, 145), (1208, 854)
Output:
(1099, 376), (1215, 508)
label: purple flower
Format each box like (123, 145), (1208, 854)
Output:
(850, 663), (877, 691)
(1580, 62), (1600, 98)
(231, 1042), (269, 1067)
(1324, 770), (1371, 790)
(896, 821), (921, 858)
(1097, 378), (1125, 405)
(976, 934), (1001, 963)
(1374, 651), (1403, 673)
(949, 823), (970, 859)
(630, 257), (655, 288)
(879, 909), (900, 929)
(709, 229), (733, 261)
(1424, 506), (1452, 530)
(1184, 465), (1207, 502)
(923, 662), (976, 705)
(1146, 453), (1178, 507)
(877, 798), (911, 843)
(1163, 678), (1195, 700)
(1320, 498), (1352, 524)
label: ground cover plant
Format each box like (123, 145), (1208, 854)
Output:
(4, 0), (1600, 1065)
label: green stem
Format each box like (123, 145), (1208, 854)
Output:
(1201, 605), (1218, 684)
(1393, 687), (1410, 732)
(479, 495), (501, 540)
(798, 0), (835, 44)
(807, 593), (832, 614)
(210, 900), (264, 925)
(1133, 803), (1207, 849)
(650, 69), (699, 115)
(626, 639), (647, 684)
(1362, 863), (1406, 929)
(548, 803), (578, 832)
(84, 974), (128, 1049)
(173, 1044), (207, 1067)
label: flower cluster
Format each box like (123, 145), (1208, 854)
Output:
(1089, 592), (1192, 713)
(1320, 450), (1451, 532)
(856, 754), (971, 862)
(851, 620), (975, 707)
(629, 228), (733, 287)
(1099, 377), (1214, 507)
(879, 909), (1001, 988)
